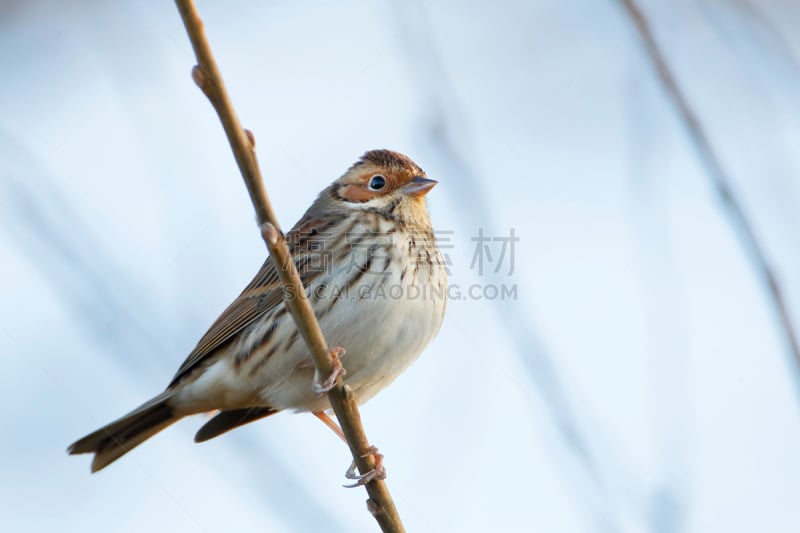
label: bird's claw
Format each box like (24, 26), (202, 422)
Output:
(312, 347), (346, 395)
(343, 445), (386, 488)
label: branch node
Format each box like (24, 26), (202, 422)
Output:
(367, 498), (384, 517)
(342, 384), (357, 403)
(244, 128), (256, 148)
(260, 222), (279, 246)
(191, 65), (207, 89)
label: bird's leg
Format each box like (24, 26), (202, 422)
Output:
(312, 411), (386, 488)
(311, 346), (346, 395)
(313, 410), (346, 441)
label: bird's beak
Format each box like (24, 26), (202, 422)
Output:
(403, 176), (438, 197)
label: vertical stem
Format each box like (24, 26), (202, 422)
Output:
(174, 1), (407, 531)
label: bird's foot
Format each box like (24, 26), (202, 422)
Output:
(343, 445), (386, 488)
(312, 346), (346, 395)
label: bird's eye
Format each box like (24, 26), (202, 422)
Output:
(368, 175), (386, 190)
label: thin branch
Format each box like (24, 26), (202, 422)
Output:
(175, 0), (277, 229)
(618, 0), (800, 390)
(261, 223), (404, 532)
(173, 1), (405, 531)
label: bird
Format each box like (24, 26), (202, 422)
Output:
(68, 149), (448, 480)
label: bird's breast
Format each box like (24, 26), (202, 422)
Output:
(244, 227), (447, 412)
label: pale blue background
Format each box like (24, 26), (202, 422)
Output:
(2, 1), (800, 532)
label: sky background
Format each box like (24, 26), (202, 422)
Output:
(2, 0), (800, 532)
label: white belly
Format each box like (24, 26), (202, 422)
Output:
(258, 259), (447, 412)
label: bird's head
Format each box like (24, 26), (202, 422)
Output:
(325, 150), (437, 219)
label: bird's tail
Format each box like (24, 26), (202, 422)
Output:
(68, 391), (179, 472)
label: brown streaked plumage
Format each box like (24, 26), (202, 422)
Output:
(68, 149), (447, 473)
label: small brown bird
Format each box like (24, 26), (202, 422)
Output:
(68, 149), (448, 477)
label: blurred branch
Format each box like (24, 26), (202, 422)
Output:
(618, 0), (800, 393)
(390, 3), (661, 532)
(731, 0), (800, 75)
(1, 135), (166, 373)
(173, 1), (405, 531)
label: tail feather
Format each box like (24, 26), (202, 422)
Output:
(194, 407), (277, 443)
(68, 392), (179, 472)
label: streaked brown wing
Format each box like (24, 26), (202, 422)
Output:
(167, 214), (338, 387)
